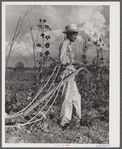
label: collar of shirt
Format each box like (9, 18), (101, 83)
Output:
(64, 38), (71, 45)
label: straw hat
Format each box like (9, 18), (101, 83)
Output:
(63, 24), (79, 33)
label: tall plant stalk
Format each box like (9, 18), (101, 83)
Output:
(5, 5), (36, 72)
(6, 17), (21, 70)
(30, 26), (38, 87)
(41, 21), (45, 76)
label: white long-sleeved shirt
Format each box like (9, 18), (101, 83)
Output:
(59, 38), (74, 65)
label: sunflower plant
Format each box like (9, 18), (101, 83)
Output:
(36, 19), (51, 84)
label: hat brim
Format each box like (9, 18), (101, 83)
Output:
(63, 29), (79, 33)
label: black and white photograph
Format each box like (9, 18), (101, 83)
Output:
(2, 2), (120, 147)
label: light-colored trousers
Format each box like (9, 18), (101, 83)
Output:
(60, 75), (81, 126)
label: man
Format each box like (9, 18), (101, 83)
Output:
(59, 24), (81, 129)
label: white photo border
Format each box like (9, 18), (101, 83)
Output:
(2, 1), (120, 147)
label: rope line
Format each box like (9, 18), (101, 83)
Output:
(46, 64), (61, 92)
(5, 66), (89, 128)
(6, 64), (59, 119)
(27, 82), (62, 123)
(28, 83), (62, 125)
(5, 81), (62, 128)
(36, 64), (59, 95)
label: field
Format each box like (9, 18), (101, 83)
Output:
(5, 65), (109, 144)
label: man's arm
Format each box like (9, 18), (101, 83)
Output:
(59, 42), (70, 65)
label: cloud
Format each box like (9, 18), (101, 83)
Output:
(5, 27), (63, 63)
(67, 6), (102, 24)
(5, 40), (33, 58)
(44, 6), (64, 29)
(6, 5), (109, 42)
(79, 11), (109, 40)
(5, 5), (109, 67)
(67, 6), (109, 40)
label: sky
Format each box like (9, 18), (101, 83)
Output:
(5, 4), (109, 67)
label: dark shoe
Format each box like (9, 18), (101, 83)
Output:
(61, 123), (72, 131)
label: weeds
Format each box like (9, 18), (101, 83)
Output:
(5, 62), (109, 143)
